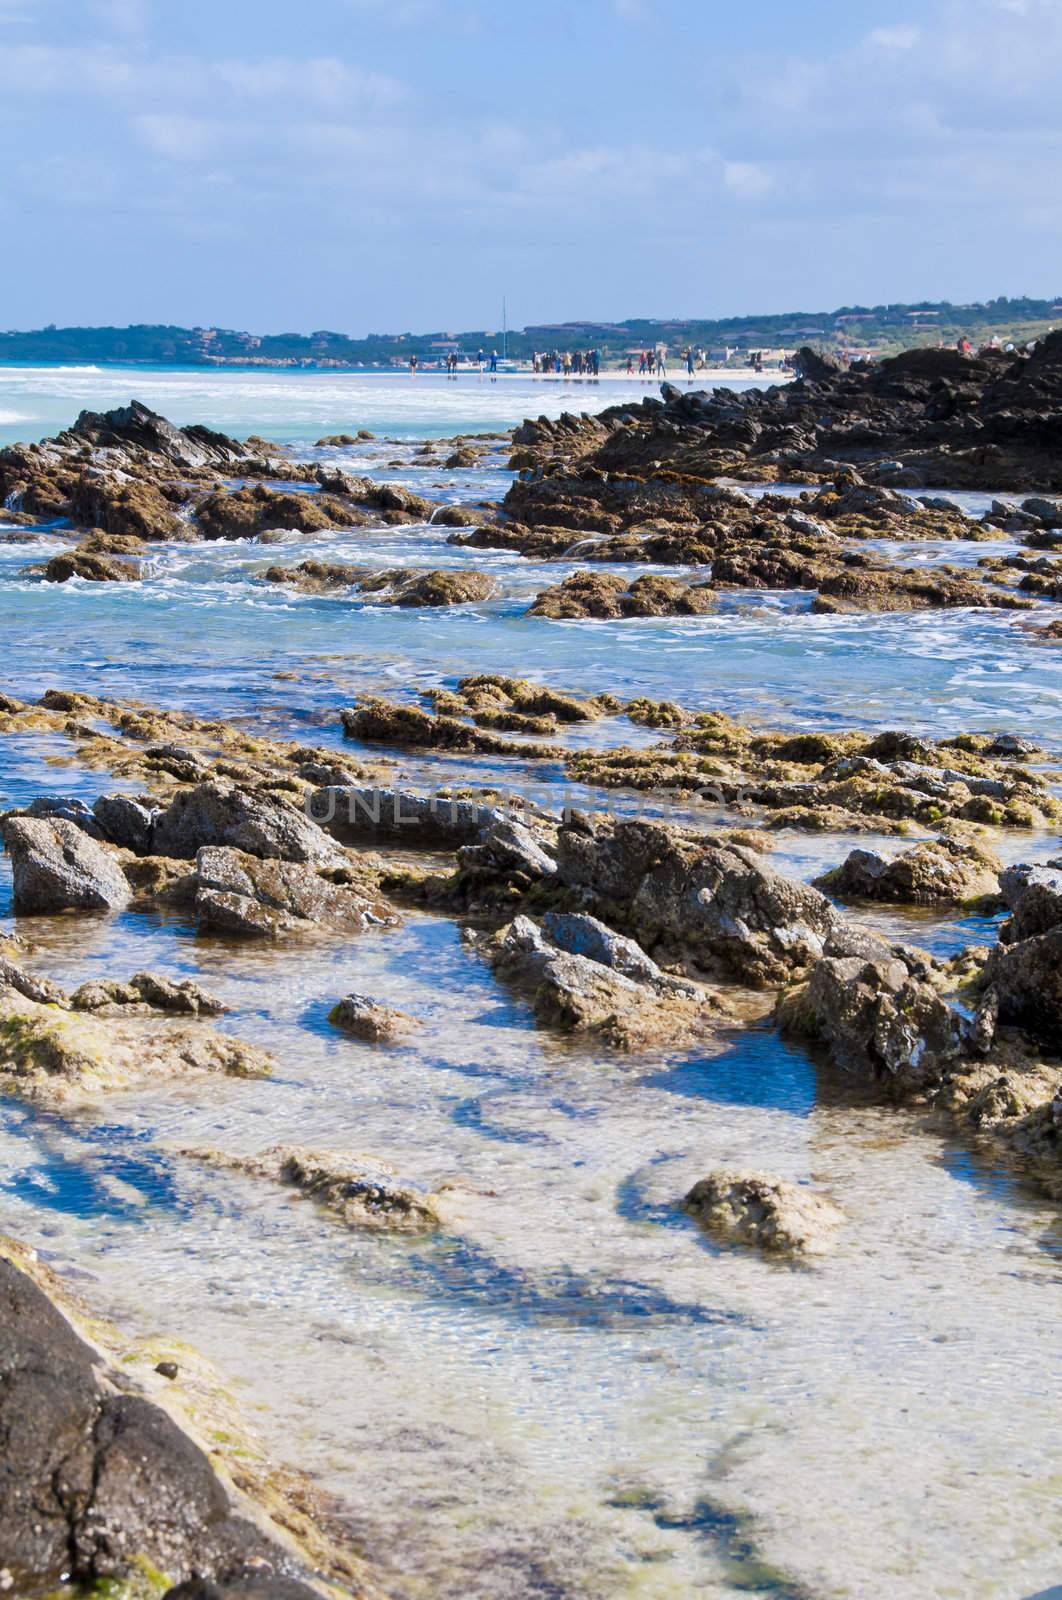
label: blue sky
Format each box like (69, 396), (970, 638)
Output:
(1, 0), (1060, 333)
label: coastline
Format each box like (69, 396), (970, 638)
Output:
(2, 345), (1062, 1600)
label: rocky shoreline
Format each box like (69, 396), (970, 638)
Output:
(2, 363), (1062, 1595)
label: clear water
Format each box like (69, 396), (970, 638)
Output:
(1, 367), (1061, 1600)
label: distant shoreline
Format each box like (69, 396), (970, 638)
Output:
(0, 359), (788, 384)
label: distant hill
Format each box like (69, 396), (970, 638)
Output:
(2, 297), (1060, 368)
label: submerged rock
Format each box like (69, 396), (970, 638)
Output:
(684, 1172), (845, 1256)
(69, 971), (226, 1017)
(0, 961), (271, 1106)
(1, 815), (133, 914)
(328, 993), (421, 1041)
(185, 1145), (444, 1232)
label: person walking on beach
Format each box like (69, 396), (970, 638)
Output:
(591, 348), (600, 376)
(638, 350), (647, 376)
(489, 350), (498, 373)
(410, 353), (418, 374)
(626, 356), (634, 376)
(657, 349), (667, 377)
(686, 348), (695, 378)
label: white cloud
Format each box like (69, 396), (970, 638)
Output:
(723, 160), (772, 198)
(868, 23), (921, 48)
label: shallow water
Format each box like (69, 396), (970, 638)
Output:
(1, 367), (1061, 1600)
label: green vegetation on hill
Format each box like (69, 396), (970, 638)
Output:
(2, 296), (1059, 368)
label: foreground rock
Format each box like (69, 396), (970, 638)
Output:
(329, 993), (421, 1042)
(0, 1249), (326, 1600)
(483, 911), (730, 1049)
(1, 815), (133, 914)
(184, 1146), (445, 1233)
(683, 1172), (845, 1257)
(0, 958), (272, 1106)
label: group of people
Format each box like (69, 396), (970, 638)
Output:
(531, 349), (601, 376)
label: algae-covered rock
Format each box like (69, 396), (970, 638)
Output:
(817, 831), (1002, 906)
(183, 1145), (444, 1233)
(0, 964), (272, 1106)
(329, 993), (421, 1041)
(684, 1172), (845, 1256)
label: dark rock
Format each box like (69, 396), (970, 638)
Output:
(0, 1254), (318, 1598)
(1, 815), (132, 914)
(153, 782), (341, 864)
(193, 845), (396, 939)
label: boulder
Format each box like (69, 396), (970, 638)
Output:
(328, 993), (421, 1042)
(817, 833), (1001, 906)
(778, 953), (966, 1091)
(487, 913), (727, 1050)
(683, 1172), (845, 1256)
(456, 816), (559, 882)
(193, 846), (396, 939)
(353, 567), (498, 607)
(18, 795), (107, 839)
(153, 782), (341, 864)
(93, 793), (160, 853)
(0, 1254), (320, 1600)
(1, 816), (132, 914)
(310, 784), (503, 847)
(983, 926), (1062, 1046)
(997, 862), (1062, 942)
(555, 815), (846, 986)
(41, 549), (141, 583)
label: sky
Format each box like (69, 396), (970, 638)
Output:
(1, 0), (1061, 334)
